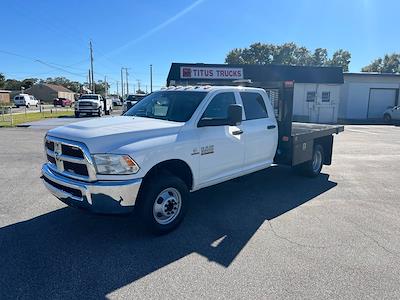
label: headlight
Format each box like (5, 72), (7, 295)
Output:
(93, 154), (140, 175)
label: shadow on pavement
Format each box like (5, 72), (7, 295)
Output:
(0, 166), (337, 299)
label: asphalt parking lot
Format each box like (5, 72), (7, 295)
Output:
(0, 124), (399, 299)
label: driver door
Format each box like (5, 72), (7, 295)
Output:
(196, 92), (245, 186)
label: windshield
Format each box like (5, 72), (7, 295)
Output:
(124, 91), (207, 122)
(79, 95), (98, 100)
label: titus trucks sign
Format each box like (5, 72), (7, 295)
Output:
(180, 66), (244, 80)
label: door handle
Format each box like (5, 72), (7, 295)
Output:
(232, 129), (243, 135)
(267, 125), (276, 130)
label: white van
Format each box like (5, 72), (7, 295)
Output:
(14, 94), (39, 108)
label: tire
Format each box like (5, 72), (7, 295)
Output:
(98, 109), (103, 117)
(26, 103), (30, 108)
(384, 114), (392, 123)
(296, 144), (324, 178)
(75, 112), (80, 118)
(137, 174), (189, 234)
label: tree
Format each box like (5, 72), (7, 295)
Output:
(312, 48), (328, 66)
(41, 77), (82, 93)
(329, 49), (351, 72)
(0, 73), (5, 88)
(362, 54), (400, 73)
(3, 79), (23, 91)
(225, 42), (351, 71)
(225, 48), (245, 64)
(21, 78), (38, 89)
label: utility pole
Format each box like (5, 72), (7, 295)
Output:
(116, 81), (119, 96)
(137, 79), (141, 93)
(125, 68), (129, 95)
(120, 68), (124, 98)
(104, 76), (108, 97)
(88, 69), (91, 91)
(89, 41), (95, 93)
(150, 64), (153, 93)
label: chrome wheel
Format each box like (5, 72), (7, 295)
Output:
(153, 188), (182, 225)
(312, 149), (322, 173)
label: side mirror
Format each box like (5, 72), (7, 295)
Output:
(228, 104), (242, 126)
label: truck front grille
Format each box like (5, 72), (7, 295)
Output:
(63, 161), (89, 176)
(44, 136), (96, 182)
(78, 101), (94, 107)
(61, 144), (84, 158)
(45, 140), (54, 151)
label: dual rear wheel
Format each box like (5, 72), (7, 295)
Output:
(295, 144), (324, 177)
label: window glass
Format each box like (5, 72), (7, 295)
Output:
(306, 91), (316, 102)
(125, 91), (207, 122)
(201, 92), (236, 120)
(322, 92), (330, 102)
(240, 92), (268, 120)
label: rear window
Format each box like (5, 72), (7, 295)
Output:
(240, 92), (268, 120)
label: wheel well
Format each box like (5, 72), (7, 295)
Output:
(142, 159), (193, 190)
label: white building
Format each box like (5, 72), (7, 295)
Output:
(339, 73), (400, 120)
(293, 83), (341, 123)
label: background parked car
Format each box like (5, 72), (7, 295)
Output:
(122, 93), (147, 113)
(384, 106), (400, 123)
(53, 97), (74, 107)
(13, 94), (39, 108)
(112, 97), (123, 106)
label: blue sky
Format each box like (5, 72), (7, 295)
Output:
(1, 0), (399, 93)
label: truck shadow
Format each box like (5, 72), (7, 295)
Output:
(0, 167), (336, 299)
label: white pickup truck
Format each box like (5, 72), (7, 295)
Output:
(75, 94), (112, 118)
(42, 85), (343, 234)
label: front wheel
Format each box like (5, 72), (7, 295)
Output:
(75, 112), (80, 118)
(137, 175), (189, 234)
(384, 114), (392, 123)
(26, 103), (30, 108)
(98, 108), (103, 117)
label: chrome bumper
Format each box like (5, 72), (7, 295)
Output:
(41, 163), (142, 214)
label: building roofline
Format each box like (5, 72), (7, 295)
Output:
(345, 72), (400, 77)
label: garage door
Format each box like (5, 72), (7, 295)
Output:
(368, 89), (397, 119)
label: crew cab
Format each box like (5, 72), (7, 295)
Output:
(75, 94), (112, 117)
(14, 94), (39, 108)
(41, 85), (343, 234)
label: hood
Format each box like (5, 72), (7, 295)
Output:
(47, 116), (184, 153)
(78, 99), (100, 103)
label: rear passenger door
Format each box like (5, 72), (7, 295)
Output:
(239, 91), (278, 169)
